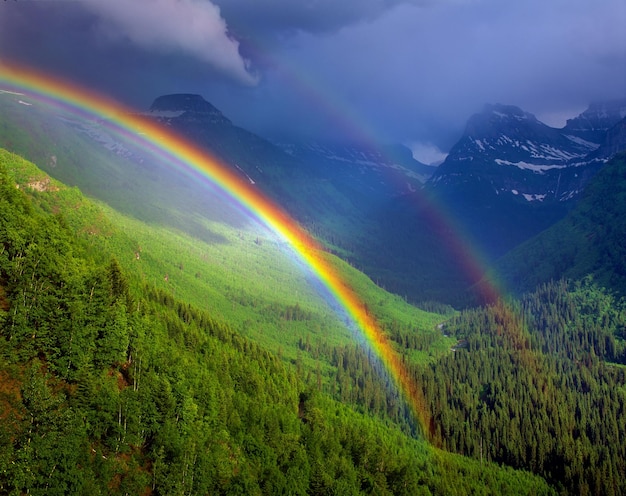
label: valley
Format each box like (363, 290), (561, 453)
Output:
(1, 75), (626, 495)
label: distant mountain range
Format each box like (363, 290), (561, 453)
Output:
(139, 93), (436, 259)
(1, 89), (625, 306)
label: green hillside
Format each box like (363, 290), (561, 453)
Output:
(0, 149), (556, 494)
(0, 91), (485, 308)
(419, 281), (626, 494)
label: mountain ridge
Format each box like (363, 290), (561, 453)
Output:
(562, 98), (626, 144)
(420, 101), (626, 261)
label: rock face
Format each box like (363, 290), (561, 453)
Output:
(277, 142), (434, 204)
(147, 94), (231, 125)
(428, 103), (602, 205)
(142, 94), (435, 208)
(592, 117), (626, 159)
(563, 99), (626, 145)
(421, 102), (626, 259)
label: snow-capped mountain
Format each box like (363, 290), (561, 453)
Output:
(420, 102), (626, 259)
(428, 103), (605, 205)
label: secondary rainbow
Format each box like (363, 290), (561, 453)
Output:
(0, 61), (433, 437)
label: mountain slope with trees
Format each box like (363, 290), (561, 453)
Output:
(0, 149), (555, 494)
(493, 152), (626, 298)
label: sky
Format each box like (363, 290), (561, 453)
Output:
(1, 0), (625, 162)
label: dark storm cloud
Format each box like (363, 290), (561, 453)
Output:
(237, 0), (626, 150)
(1, 0), (625, 155)
(212, 0), (429, 37)
(0, 0), (257, 95)
(80, 0), (257, 85)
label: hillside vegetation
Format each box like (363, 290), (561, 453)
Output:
(0, 149), (556, 494)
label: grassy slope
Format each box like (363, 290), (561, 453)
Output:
(3, 145), (452, 373)
(0, 92), (469, 308)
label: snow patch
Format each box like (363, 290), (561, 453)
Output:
(492, 110), (528, 121)
(521, 140), (583, 161)
(0, 89), (25, 96)
(560, 190), (579, 201)
(18, 100), (33, 106)
(234, 163), (256, 185)
(563, 134), (600, 149)
(495, 159), (566, 173)
(522, 193), (546, 202)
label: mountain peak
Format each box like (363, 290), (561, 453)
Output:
(563, 98), (626, 144)
(150, 94), (215, 112)
(147, 94), (231, 125)
(483, 103), (536, 121)
(463, 103), (539, 138)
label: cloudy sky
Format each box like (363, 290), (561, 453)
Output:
(1, 0), (625, 161)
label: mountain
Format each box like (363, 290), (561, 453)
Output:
(354, 103), (626, 306)
(491, 151), (626, 297)
(278, 141), (433, 192)
(2, 89), (624, 308)
(139, 94), (433, 207)
(429, 103), (602, 204)
(562, 98), (626, 145)
(3, 87), (626, 494)
(138, 94), (437, 246)
(591, 115), (626, 159)
(3, 146), (626, 495)
(424, 103), (624, 259)
(140, 93), (318, 203)
(137, 96), (626, 306)
(0, 90), (447, 306)
(147, 93), (232, 125)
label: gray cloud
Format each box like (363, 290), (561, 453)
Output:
(0, 0), (257, 87)
(237, 0), (626, 145)
(1, 0), (624, 149)
(79, 0), (257, 86)
(212, 0), (431, 37)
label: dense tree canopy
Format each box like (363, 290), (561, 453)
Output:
(0, 150), (555, 494)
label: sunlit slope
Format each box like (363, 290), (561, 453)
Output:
(0, 90), (474, 308)
(0, 90), (251, 242)
(2, 147), (450, 367)
(0, 90), (370, 248)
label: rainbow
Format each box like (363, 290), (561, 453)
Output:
(254, 44), (507, 304)
(0, 61), (434, 437)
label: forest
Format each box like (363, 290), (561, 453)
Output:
(2, 145), (625, 494)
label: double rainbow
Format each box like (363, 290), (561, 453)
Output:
(0, 62), (433, 437)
